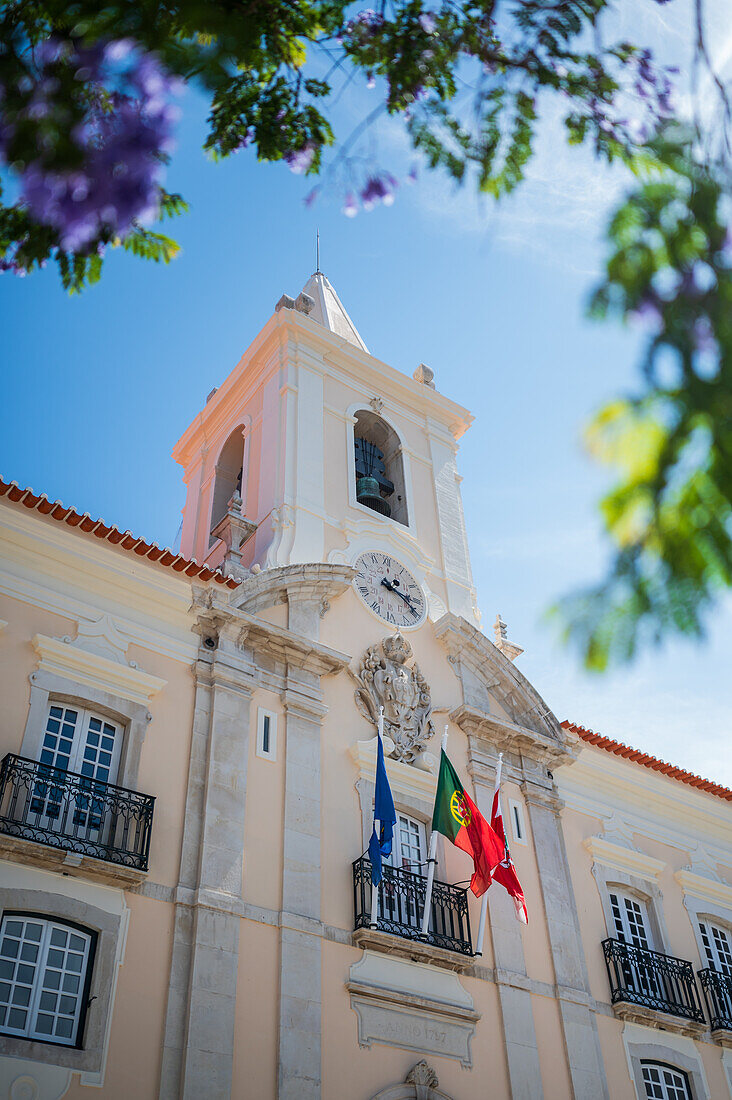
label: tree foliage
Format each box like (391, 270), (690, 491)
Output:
(0, 0), (730, 667)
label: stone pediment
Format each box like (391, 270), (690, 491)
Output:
(433, 614), (568, 762)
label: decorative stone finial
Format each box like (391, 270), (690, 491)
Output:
(211, 494), (257, 581)
(369, 395), (384, 414)
(413, 363), (436, 389)
(493, 613), (524, 662)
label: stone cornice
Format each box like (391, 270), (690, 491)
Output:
(675, 869), (732, 909)
(451, 703), (574, 768)
(190, 583), (350, 677)
(238, 612), (349, 676)
(233, 562), (355, 616)
(32, 633), (166, 706)
(584, 835), (666, 882)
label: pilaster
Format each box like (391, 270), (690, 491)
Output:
(523, 782), (609, 1100)
(160, 619), (256, 1100)
(277, 685), (328, 1100)
(469, 752), (544, 1099)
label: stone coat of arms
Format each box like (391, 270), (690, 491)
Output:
(353, 633), (434, 764)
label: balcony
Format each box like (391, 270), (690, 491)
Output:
(699, 969), (732, 1035)
(353, 856), (472, 969)
(603, 938), (705, 1034)
(0, 753), (154, 886)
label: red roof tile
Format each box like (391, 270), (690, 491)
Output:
(0, 478), (239, 590)
(562, 721), (732, 802)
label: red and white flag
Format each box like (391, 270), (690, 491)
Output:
(490, 762), (528, 924)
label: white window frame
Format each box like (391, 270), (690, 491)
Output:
(698, 919), (732, 976)
(640, 1061), (691, 1100)
(386, 813), (427, 875)
(256, 708), (277, 761)
(0, 914), (94, 1048)
(39, 703), (122, 785)
(609, 889), (655, 950)
(508, 798), (527, 846)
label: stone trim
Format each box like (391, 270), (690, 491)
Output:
(590, 861), (672, 956)
(0, 834), (147, 889)
(32, 633), (166, 706)
(584, 836), (666, 883)
(21, 668), (152, 794)
(676, 870), (732, 910)
(0, 876), (127, 1082)
(622, 1024), (711, 1099)
(352, 929), (473, 973)
(348, 950), (479, 1068)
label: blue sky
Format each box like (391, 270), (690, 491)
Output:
(2, 1), (731, 785)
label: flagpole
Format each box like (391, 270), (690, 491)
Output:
(370, 707), (385, 929)
(475, 752), (502, 957)
(420, 726), (449, 936)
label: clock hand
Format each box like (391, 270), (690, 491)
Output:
(381, 577), (417, 614)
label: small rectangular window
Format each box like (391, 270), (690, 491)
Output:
(508, 799), (527, 846)
(256, 708), (277, 761)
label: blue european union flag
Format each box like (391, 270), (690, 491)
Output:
(368, 732), (396, 885)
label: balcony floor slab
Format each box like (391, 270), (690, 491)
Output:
(0, 832), (148, 888)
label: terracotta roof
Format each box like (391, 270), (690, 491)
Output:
(0, 478), (239, 589)
(562, 721), (732, 802)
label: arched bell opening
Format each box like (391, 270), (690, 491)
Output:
(210, 426), (246, 538)
(353, 409), (408, 527)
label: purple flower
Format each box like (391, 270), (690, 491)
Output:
(285, 142), (316, 174)
(304, 186), (319, 207)
(407, 165), (418, 184)
(0, 37), (181, 251)
(419, 12), (436, 34)
(342, 192), (358, 217)
(367, 72), (376, 90)
(360, 173), (398, 210)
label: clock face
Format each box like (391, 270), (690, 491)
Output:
(353, 551), (426, 628)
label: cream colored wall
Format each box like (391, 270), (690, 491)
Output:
(0, 594), (73, 757)
(62, 893), (174, 1099)
(559, 747), (732, 1100)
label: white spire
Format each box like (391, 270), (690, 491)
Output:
(299, 271), (368, 353)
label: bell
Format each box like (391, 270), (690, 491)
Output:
(356, 475), (391, 517)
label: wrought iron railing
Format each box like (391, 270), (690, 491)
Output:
(353, 856), (472, 956)
(699, 968), (732, 1031)
(603, 938), (705, 1024)
(0, 753), (154, 872)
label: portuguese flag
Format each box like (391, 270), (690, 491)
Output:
(432, 749), (505, 897)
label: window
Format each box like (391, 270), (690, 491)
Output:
(383, 814), (427, 929)
(508, 799), (527, 846)
(389, 814), (426, 874)
(699, 920), (732, 975)
(0, 914), (94, 1047)
(610, 891), (653, 949)
(32, 704), (122, 818)
(352, 409), (408, 527)
(256, 708), (277, 761)
(210, 426), (246, 537)
(641, 1062), (691, 1100)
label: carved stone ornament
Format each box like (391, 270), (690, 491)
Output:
(354, 633), (434, 763)
(406, 1061), (439, 1089)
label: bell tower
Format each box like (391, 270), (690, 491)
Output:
(173, 270), (480, 626)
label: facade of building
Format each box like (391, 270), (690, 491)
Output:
(0, 273), (730, 1100)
